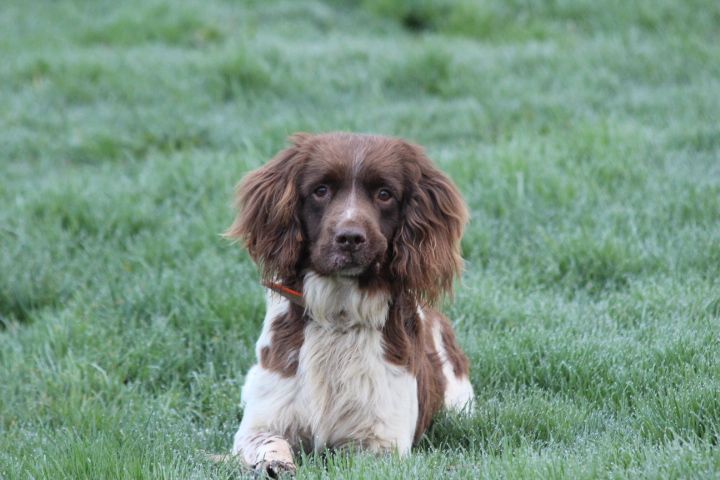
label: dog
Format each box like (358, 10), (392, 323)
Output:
(225, 132), (474, 476)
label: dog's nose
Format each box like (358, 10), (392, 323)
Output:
(334, 227), (366, 250)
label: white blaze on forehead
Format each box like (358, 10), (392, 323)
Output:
(342, 141), (368, 222)
(342, 186), (358, 221)
(352, 140), (366, 176)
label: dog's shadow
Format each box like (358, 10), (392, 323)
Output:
(415, 409), (480, 453)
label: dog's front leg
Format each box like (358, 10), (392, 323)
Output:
(233, 430), (296, 477)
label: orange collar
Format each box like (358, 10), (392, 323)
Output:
(263, 281), (305, 307)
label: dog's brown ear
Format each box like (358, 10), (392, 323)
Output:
(390, 141), (468, 304)
(225, 135), (311, 281)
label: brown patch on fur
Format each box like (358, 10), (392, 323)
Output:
(224, 134), (312, 283)
(260, 303), (307, 377)
(382, 294), (446, 443)
(390, 141), (468, 305)
(427, 307), (470, 377)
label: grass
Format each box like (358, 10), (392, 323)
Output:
(1, 0), (719, 478)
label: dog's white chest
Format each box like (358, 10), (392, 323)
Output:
(237, 274), (420, 455)
(295, 321), (418, 453)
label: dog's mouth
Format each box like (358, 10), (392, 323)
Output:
(327, 252), (371, 276)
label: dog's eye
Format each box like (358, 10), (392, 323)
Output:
(377, 189), (392, 202)
(314, 185), (329, 198)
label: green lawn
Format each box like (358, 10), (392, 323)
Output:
(2, 0), (719, 478)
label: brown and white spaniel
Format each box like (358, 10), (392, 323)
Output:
(225, 132), (474, 476)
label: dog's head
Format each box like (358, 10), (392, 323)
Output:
(226, 133), (468, 303)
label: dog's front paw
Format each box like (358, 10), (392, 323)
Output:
(254, 459), (296, 478)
